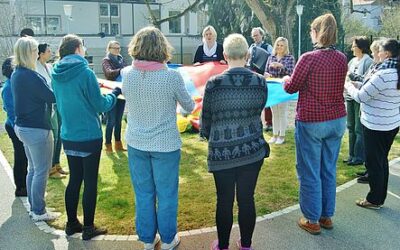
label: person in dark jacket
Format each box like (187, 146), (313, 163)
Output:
(102, 40), (127, 153)
(1, 56), (28, 197)
(52, 34), (121, 240)
(11, 37), (59, 222)
(193, 25), (226, 65)
(201, 33), (269, 250)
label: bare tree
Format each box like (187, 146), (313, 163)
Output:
(144, 0), (202, 28)
(244, 0), (297, 52)
(0, 1), (25, 60)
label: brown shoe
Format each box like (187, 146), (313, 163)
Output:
(319, 217), (333, 229)
(298, 217), (321, 235)
(114, 141), (127, 152)
(105, 143), (113, 153)
(54, 164), (69, 175)
(49, 167), (66, 179)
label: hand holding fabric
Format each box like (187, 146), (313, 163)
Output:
(112, 87), (122, 97)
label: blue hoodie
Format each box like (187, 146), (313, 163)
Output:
(52, 54), (116, 152)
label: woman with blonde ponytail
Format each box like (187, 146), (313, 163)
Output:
(283, 13), (347, 234)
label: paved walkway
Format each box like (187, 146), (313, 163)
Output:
(1, 146), (400, 250)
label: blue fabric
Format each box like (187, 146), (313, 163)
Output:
(11, 66), (55, 130)
(52, 54), (116, 143)
(266, 79), (298, 107)
(1, 79), (15, 126)
(14, 126), (53, 215)
(294, 117), (346, 221)
(127, 146), (180, 244)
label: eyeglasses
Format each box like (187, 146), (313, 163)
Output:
(110, 47), (121, 50)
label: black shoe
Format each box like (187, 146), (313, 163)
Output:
(357, 174), (369, 184)
(347, 161), (364, 166)
(264, 125), (272, 132)
(15, 187), (27, 197)
(82, 225), (107, 240)
(65, 220), (83, 236)
(356, 171), (367, 177)
(343, 158), (352, 163)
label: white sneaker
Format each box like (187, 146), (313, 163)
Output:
(161, 234), (180, 250)
(268, 137), (277, 144)
(144, 234), (160, 250)
(275, 137), (285, 144)
(31, 211), (61, 222)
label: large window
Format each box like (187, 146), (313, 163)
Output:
(100, 23), (109, 34)
(169, 11), (181, 34)
(99, 3), (120, 35)
(111, 23), (119, 35)
(99, 3), (119, 17)
(26, 15), (61, 34)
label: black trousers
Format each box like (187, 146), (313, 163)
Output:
(364, 126), (399, 205)
(5, 123), (27, 190)
(213, 160), (263, 249)
(65, 151), (101, 226)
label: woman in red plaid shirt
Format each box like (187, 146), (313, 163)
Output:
(283, 13), (347, 235)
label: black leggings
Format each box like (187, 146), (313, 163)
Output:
(65, 151), (101, 226)
(5, 123), (27, 190)
(213, 160), (263, 249)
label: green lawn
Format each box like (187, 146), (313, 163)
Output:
(0, 99), (399, 234)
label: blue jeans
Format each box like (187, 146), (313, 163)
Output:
(128, 146), (180, 244)
(14, 126), (53, 215)
(105, 99), (125, 144)
(295, 117), (345, 222)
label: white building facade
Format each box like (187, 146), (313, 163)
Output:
(0, 0), (208, 75)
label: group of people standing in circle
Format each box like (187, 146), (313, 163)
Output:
(1, 11), (400, 250)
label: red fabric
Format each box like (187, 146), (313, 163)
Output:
(181, 62), (228, 95)
(284, 49), (347, 122)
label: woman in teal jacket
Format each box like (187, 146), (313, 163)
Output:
(52, 34), (121, 240)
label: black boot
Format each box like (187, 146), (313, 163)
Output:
(82, 225), (107, 240)
(65, 220), (83, 236)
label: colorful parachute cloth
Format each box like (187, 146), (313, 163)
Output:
(169, 62), (298, 107)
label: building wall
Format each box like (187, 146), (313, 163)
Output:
(1, 0), (204, 80)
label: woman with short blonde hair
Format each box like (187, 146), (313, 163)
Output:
(193, 25), (225, 64)
(201, 33), (269, 250)
(122, 26), (194, 250)
(12, 36), (58, 222)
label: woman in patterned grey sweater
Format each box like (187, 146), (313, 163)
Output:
(201, 34), (269, 250)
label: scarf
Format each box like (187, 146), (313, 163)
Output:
(133, 60), (166, 71)
(107, 53), (124, 69)
(203, 42), (217, 57)
(378, 58), (398, 70)
(313, 44), (336, 51)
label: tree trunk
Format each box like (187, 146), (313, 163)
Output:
(244, 0), (277, 39)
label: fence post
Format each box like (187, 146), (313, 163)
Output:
(180, 36), (183, 64)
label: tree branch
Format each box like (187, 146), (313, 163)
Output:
(145, 0), (202, 27)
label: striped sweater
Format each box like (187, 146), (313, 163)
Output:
(347, 68), (400, 131)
